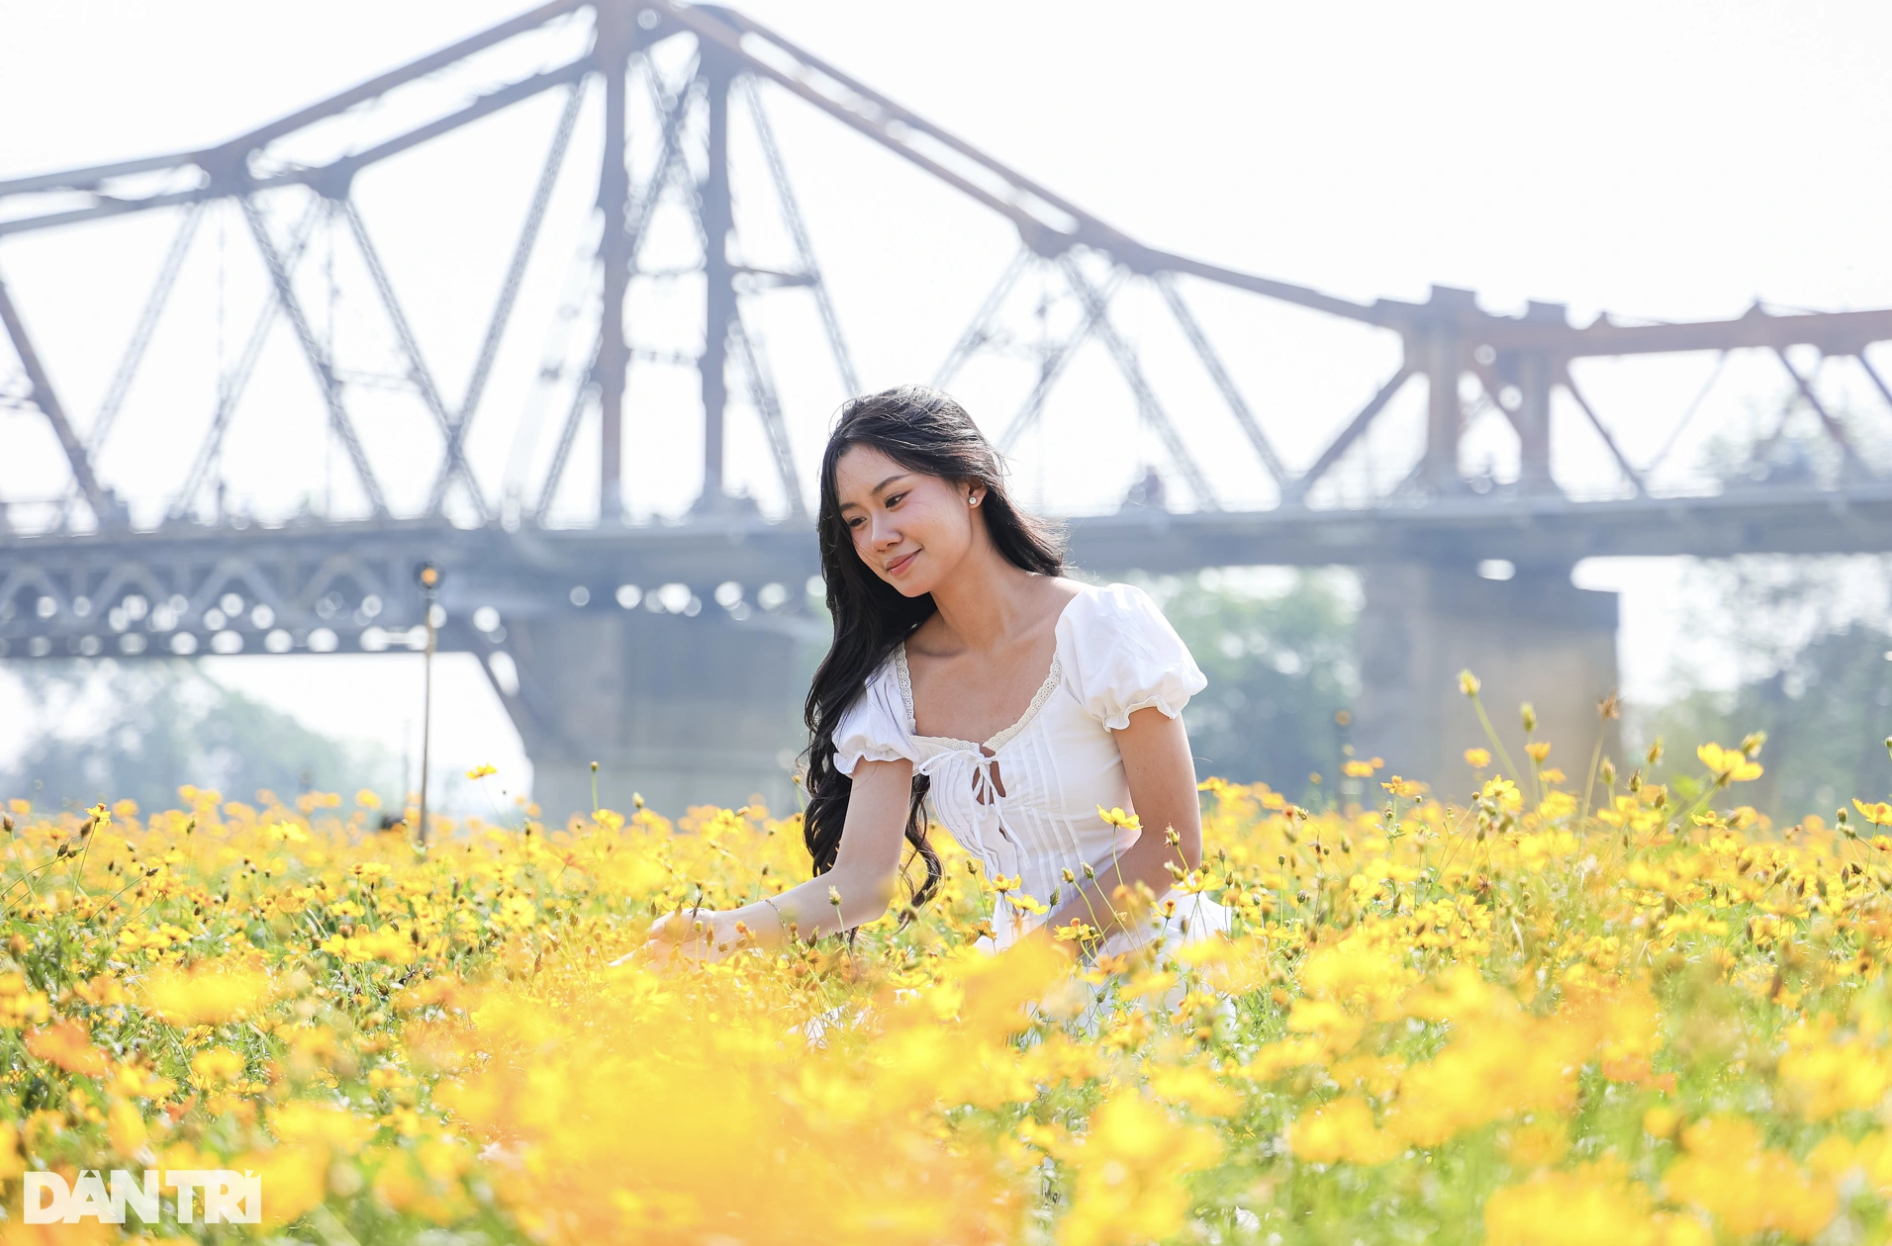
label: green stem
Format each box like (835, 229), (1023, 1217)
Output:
(1468, 690), (1523, 787)
(1579, 725), (1609, 822)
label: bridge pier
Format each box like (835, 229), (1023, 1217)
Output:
(502, 610), (814, 823)
(1353, 564), (1621, 800)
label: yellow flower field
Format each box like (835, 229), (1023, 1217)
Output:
(4, 714), (1892, 1243)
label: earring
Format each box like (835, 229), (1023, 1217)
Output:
(969, 494), (982, 507)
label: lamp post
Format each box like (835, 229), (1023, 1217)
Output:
(415, 561), (441, 847)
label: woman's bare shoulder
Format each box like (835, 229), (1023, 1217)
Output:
(1041, 574), (1087, 605)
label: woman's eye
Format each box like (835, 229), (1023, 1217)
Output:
(885, 493), (905, 508)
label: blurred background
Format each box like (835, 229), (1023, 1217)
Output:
(2, 0), (1889, 823)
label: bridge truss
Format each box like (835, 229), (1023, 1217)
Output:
(3, 0), (1892, 683)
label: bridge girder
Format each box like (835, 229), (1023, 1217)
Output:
(6, 475), (1892, 665)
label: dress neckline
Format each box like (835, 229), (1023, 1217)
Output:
(894, 584), (1088, 753)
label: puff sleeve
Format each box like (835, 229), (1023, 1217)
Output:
(1060, 583), (1207, 730)
(829, 657), (919, 777)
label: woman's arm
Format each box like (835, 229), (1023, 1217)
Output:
(643, 757), (915, 959)
(1037, 705), (1201, 947)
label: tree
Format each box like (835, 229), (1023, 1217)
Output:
(1, 660), (396, 814)
(1136, 569), (1359, 798)
(1640, 623), (1892, 820)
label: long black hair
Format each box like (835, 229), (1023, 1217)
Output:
(803, 385), (1066, 912)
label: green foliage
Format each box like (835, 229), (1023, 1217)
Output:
(1641, 624), (1892, 820)
(1139, 570), (1358, 797)
(1, 660), (396, 814)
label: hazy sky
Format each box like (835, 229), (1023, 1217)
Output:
(3, 0), (1889, 800)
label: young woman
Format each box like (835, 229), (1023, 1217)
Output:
(647, 385), (1228, 960)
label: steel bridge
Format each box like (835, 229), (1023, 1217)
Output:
(3, 0), (1890, 812)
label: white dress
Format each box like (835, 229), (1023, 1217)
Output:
(832, 581), (1231, 957)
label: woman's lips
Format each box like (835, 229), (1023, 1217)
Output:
(886, 551), (919, 576)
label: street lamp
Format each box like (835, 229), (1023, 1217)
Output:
(415, 561), (441, 847)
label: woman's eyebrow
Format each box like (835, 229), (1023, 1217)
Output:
(839, 473), (910, 510)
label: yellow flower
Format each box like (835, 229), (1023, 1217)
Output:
(1465, 748), (1492, 768)
(25, 1020), (108, 1076)
(1525, 741), (1552, 764)
(1853, 799), (1892, 826)
(142, 959), (272, 1027)
(1291, 1096), (1402, 1165)
(1485, 1161), (1702, 1246)
(1459, 669), (1482, 696)
(1481, 776), (1523, 812)
(466, 764), (498, 780)
(1697, 742), (1762, 784)
(1059, 1095), (1221, 1246)
(191, 1045), (245, 1087)
(1666, 1116), (1836, 1241)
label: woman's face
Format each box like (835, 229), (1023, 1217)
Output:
(833, 444), (984, 598)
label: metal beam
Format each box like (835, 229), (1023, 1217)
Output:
(168, 198), (323, 522)
(1774, 345), (1873, 479)
(1058, 257), (1218, 510)
(1859, 347), (1892, 417)
(596, 12), (634, 521)
(1638, 350), (1729, 482)
(205, 0), (591, 168)
(1557, 366), (1647, 497)
(995, 269), (1127, 454)
(741, 75), (858, 397)
(697, 53), (738, 507)
(342, 200), (488, 520)
(1419, 327), (1467, 495)
(1155, 272), (1288, 487)
(1483, 304), (1892, 357)
(426, 80), (584, 517)
(534, 351), (598, 522)
(0, 151), (206, 199)
(239, 195), (388, 517)
(933, 246), (1032, 390)
(730, 310), (805, 518)
(0, 59), (592, 239)
(1138, 251), (1391, 327)
(0, 0), (588, 205)
(0, 267), (117, 524)
(1281, 364), (1416, 505)
(534, 67), (695, 521)
(53, 202), (205, 527)
(87, 202), (204, 458)
(1510, 352), (1555, 493)
(688, 0), (1388, 340)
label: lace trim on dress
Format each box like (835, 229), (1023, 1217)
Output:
(987, 656), (1063, 751)
(894, 643), (1064, 752)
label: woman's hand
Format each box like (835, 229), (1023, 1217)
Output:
(612, 907), (743, 967)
